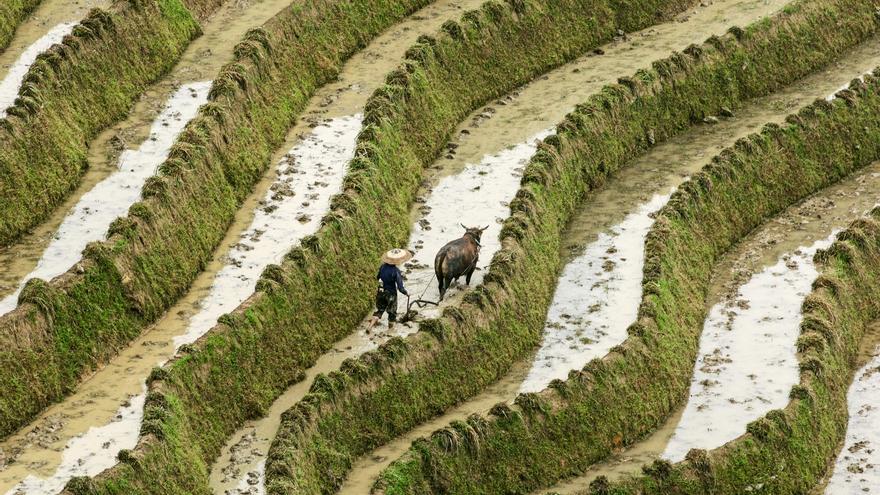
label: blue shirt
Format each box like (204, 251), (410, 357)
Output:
(377, 263), (407, 295)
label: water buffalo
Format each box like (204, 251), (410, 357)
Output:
(434, 224), (488, 300)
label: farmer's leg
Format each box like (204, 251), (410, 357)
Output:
(368, 290), (386, 329)
(387, 293), (398, 329)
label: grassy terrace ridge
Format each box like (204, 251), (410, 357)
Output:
(268, 1), (880, 494)
(0, 0), (214, 248)
(0, 0), (211, 438)
(577, 80), (880, 495)
(0, 0), (446, 441)
(363, 2), (880, 494)
(0, 0), (44, 52)
(52, 0), (700, 493)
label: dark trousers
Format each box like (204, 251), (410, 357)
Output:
(373, 289), (398, 322)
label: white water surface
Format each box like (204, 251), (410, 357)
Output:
(518, 192), (671, 394)
(173, 114), (363, 348)
(217, 130), (555, 492)
(4, 113), (362, 495)
(5, 388), (146, 495)
(825, 345), (880, 494)
(663, 235), (836, 462)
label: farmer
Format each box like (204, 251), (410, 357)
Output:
(367, 248), (412, 330)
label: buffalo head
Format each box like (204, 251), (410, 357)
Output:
(460, 223), (489, 244)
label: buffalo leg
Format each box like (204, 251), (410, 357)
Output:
(441, 275), (454, 300)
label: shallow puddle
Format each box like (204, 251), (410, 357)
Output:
(663, 235), (835, 462)
(211, 125), (551, 492)
(0, 21), (75, 116)
(0, 81), (210, 315)
(0, 82), (209, 491)
(290, 0), (856, 491)
(0, 0), (107, 80)
(0, 0), (487, 493)
(544, 161), (880, 492)
(518, 35), (880, 399)
(824, 327), (880, 494)
(395, 127), (552, 322)
(518, 192), (672, 394)
(542, 407), (684, 494)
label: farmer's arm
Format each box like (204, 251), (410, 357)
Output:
(396, 269), (408, 295)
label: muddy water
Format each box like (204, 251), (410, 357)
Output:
(0, 0), (300, 303)
(210, 126), (551, 493)
(3, 390), (146, 495)
(823, 326), (880, 494)
(0, 82), (210, 493)
(337, 358), (535, 495)
(519, 36), (880, 398)
(302, 0), (835, 492)
(663, 235), (836, 461)
(172, 113), (363, 349)
(663, 65), (880, 458)
(518, 191), (672, 394)
(543, 408), (685, 494)
(271, 0), (857, 491)
(0, 82), (210, 316)
(397, 127), (553, 322)
(544, 161), (880, 494)
(663, 147), (880, 460)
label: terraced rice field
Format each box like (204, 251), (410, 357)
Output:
(2, 0), (880, 494)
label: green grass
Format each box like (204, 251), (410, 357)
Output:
(369, 1), (880, 493)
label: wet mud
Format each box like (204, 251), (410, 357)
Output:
(518, 35), (880, 401)
(0, 81), (211, 493)
(673, 160), (880, 462)
(173, 113), (363, 349)
(0, 1), (488, 494)
(821, 325), (880, 494)
(542, 408), (685, 494)
(518, 192), (672, 394)
(337, 358), (536, 495)
(0, 21), (75, 116)
(0, 0), (493, 492)
(544, 160), (880, 493)
(0, 0), (864, 492)
(664, 235), (835, 461)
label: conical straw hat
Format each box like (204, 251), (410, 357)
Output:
(381, 248), (412, 265)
